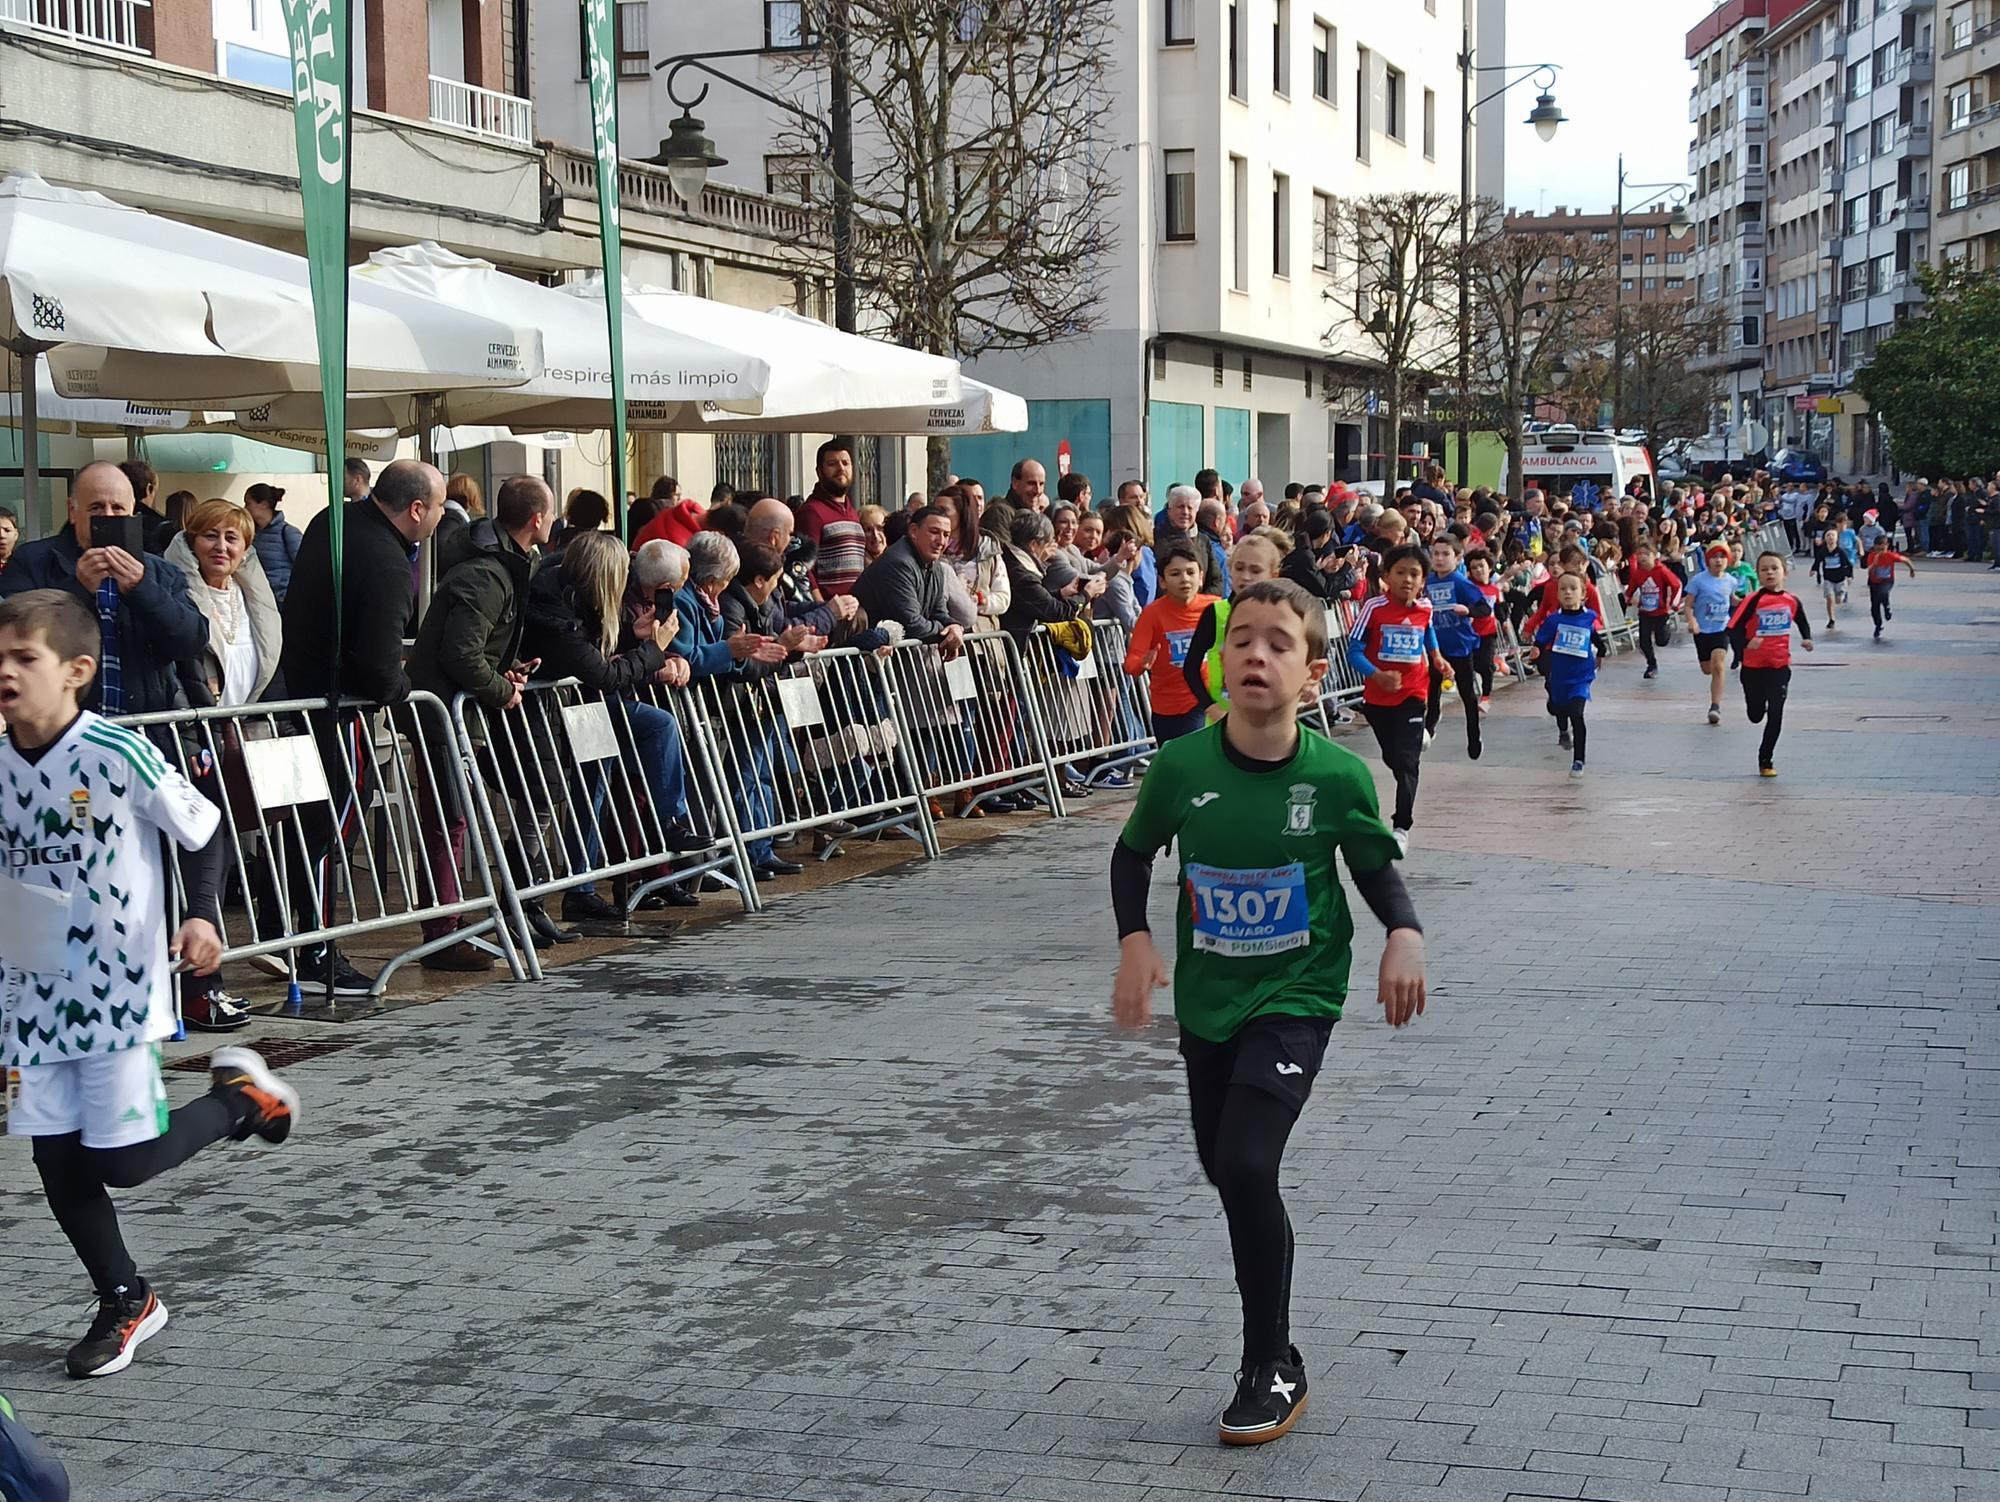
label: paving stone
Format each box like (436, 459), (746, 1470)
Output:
(2, 567), (1997, 1500)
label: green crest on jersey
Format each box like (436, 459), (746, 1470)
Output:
(1285, 783), (1317, 835)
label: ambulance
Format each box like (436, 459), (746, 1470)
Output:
(1503, 426), (1658, 509)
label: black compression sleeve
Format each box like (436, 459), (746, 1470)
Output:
(1111, 837), (1156, 938)
(1348, 858), (1421, 935)
(1793, 596), (1813, 641)
(1182, 605), (1219, 710)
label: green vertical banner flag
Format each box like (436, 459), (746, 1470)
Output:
(282, 0), (352, 678)
(582, 0), (629, 537)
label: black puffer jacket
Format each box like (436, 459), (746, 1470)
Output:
(521, 565), (665, 693)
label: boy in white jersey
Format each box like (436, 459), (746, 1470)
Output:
(0, 590), (299, 1378)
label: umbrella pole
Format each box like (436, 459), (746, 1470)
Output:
(416, 394), (441, 618)
(17, 346), (39, 525)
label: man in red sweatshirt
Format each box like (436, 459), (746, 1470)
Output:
(799, 438), (868, 598)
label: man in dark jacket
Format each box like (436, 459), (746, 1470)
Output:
(273, 459), (445, 995)
(406, 474), (554, 966)
(852, 505), (965, 656)
(1154, 484), (1225, 597)
(0, 461), (205, 715)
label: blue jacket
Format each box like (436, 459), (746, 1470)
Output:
(1130, 546), (1158, 610)
(251, 507), (304, 603)
(1424, 567), (1492, 658)
(669, 582), (737, 681)
(0, 524), (206, 714)
(1533, 607), (1602, 703)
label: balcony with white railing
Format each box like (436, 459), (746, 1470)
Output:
(427, 75), (534, 148)
(0, 0), (149, 53)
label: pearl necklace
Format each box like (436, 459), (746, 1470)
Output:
(205, 580), (245, 643)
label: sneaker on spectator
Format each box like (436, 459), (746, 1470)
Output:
(182, 989), (252, 1033)
(248, 952), (290, 980)
(298, 947), (373, 997)
(1094, 769), (1134, 791)
(753, 856), (804, 879)
(821, 818), (858, 838)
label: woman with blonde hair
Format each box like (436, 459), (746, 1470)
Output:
(522, 529), (705, 923)
(159, 496), (285, 1030)
(164, 497), (282, 707)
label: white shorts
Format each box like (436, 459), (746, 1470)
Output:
(6, 1046), (169, 1149)
(1821, 580), (1848, 603)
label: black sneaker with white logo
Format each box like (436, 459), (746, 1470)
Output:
(1219, 1345), (1307, 1445)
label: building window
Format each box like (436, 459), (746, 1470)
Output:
(1164, 149), (1196, 241)
(765, 153), (818, 202)
(1645, 226), (1658, 240)
(764, 2), (812, 49)
(1228, 2), (1242, 98)
(1946, 162), (1971, 210)
(1243, 355), (1254, 392)
(1214, 351), (1225, 387)
(1948, 86), (1975, 131)
(1273, 0), (1290, 94)
(1622, 278), (1635, 292)
(1313, 190), (1334, 271)
(1355, 47), (1371, 157)
(1643, 277), (1658, 290)
(1385, 65), (1405, 141)
(1591, 229), (1609, 241)
(1313, 20), (1332, 102)
(1231, 154), (1249, 290)
(1165, 0), (1193, 46)
(1423, 88), (1436, 159)
(1666, 277), (1686, 288)
(616, 2), (648, 77)
(1272, 172), (1291, 277)
(1847, 58), (1871, 99)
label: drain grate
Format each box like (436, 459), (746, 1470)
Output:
(168, 1039), (359, 1074)
(1857, 713), (1949, 722)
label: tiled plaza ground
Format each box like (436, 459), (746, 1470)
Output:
(2, 559), (1996, 1501)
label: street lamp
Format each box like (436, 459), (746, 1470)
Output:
(652, 35), (857, 334)
(654, 110), (727, 207)
(1456, 5), (1566, 490)
(1612, 153), (1691, 433)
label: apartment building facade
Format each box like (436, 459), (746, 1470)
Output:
(535, 1), (1505, 496)
(1758, 0), (1842, 452)
(1686, 0), (1772, 444)
(1503, 205), (1697, 307)
(1935, 0), (2000, 268)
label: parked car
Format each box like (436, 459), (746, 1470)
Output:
(1768, 448), (1828, 484)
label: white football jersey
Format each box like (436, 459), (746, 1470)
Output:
(1, 712), (219, 1066)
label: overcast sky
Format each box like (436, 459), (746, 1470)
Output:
(1502, 0), (1718, 215)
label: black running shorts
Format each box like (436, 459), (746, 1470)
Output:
(1179, 1014), (1336, 1115)
(1694, 631), (1730, 661)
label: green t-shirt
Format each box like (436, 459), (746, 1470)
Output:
(1120, 721), (1401, 1043)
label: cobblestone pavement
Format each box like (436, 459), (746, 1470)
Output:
(2, 562), (1997, 1502)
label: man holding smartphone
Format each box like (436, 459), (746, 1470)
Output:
(0, 461), (204, 716)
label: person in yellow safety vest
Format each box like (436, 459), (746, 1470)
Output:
(1181, 533), (1286, 722)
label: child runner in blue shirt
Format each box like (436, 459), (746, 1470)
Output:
(1681, 542), (1741, 725)
(1422, 536), (1492, 760)
(1531, 572), (1605, 778)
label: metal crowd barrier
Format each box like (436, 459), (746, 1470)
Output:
(1015, 619), (1158, 789)
(684, 645), (941, 867)
(879, 629), (1068, 817)
(453, 678), (758, 976)
(120, 691), (527, 999)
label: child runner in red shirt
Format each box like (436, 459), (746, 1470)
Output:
(1463, 547), (1502, 708)
(1727, 551), (1815, 777)
(1346, 545), (1447, 855)
(1621, 541), (1684, 680)
(1862, 539), (1917, 640)
(1126, 543), (1220, 741)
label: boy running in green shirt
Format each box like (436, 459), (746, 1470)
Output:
(1111, 579), (1430, 1446)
